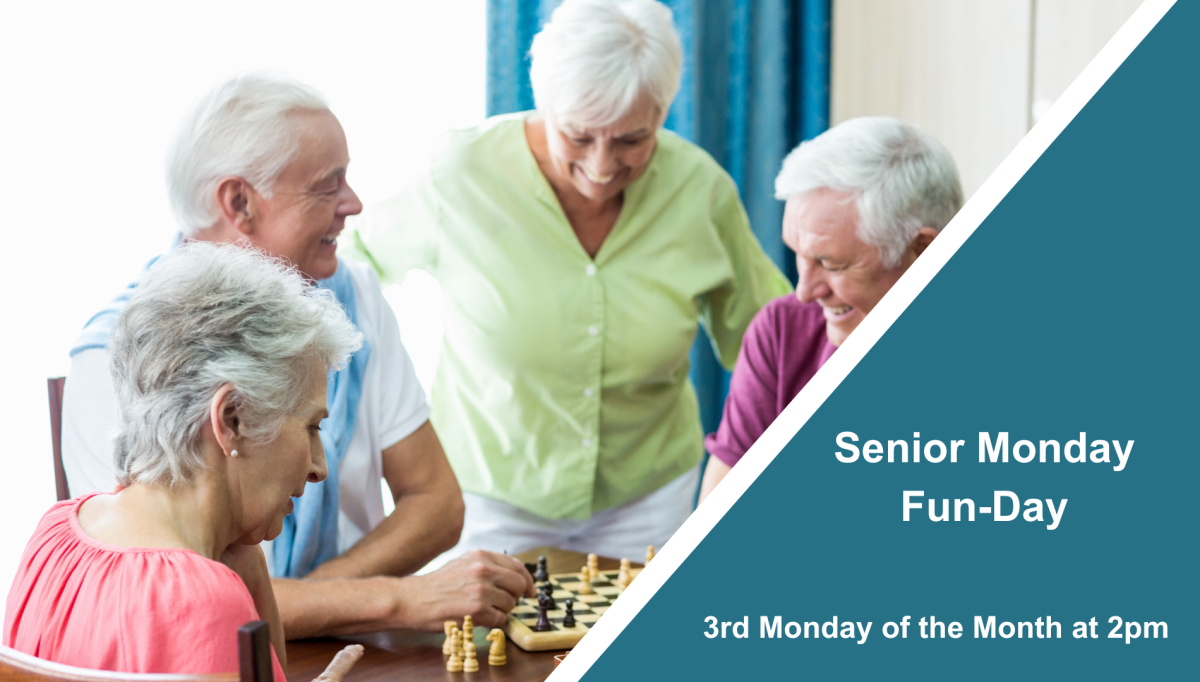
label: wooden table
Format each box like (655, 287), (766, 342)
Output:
(284, 549), (626, 682)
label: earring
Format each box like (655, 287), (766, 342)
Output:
(230, 449), (239, 457)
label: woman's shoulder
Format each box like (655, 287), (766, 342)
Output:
(433, 112), (531, 168)
(651, 129), (734, 185)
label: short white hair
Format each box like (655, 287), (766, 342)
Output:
(530, 0), (683, 127)
(166, 71), (329, 236)
(110, 242), (362, 487)
(775, 117), (963, 267)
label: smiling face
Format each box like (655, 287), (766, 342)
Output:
(231, 358), (329, 544)
(784, 188), (916, 347)
(246, 109), (362, 280)
(542, 99), (661, 204)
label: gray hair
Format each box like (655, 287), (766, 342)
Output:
(110, 242), (362, 487)
(775, 117), (963, 268)
(530, 0), (683, 127)
(166, 71), (329, 236)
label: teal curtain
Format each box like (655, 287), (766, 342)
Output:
(487, 0), (830, 437)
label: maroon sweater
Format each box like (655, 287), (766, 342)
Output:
(705, 295), (837, 466)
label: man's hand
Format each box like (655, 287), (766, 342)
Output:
(396, 550), (536, 631)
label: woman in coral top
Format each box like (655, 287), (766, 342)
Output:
(5, 244), (365, 681)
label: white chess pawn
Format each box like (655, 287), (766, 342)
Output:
(617, 558), (632, 591)
(578, 565), (594, 595)
(446, 628), (464, 672)
(645, 545), (655, 564)
(463, 640), (479, 672)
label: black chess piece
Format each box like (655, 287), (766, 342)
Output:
(523, 561), (538, 579)
(538, 581), (556, 610)
(562, 598), (576, 628)
(535, 591), (553, 631)
(534, 555), (549, 583)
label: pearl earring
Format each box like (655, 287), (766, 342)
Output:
(230, 449), (239, 457)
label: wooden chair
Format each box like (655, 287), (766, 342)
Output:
(0, 621), (271, 682)
(47, 377), (69, 502)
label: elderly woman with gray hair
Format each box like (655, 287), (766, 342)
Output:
(345, 0), (791, 559)
(5, 244), (363, 680)
(698, 116), (964, 501)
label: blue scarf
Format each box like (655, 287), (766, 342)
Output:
(70, 254), (371, 578)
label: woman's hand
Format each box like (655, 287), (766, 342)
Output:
(220, 544), (287, 669)
(313, 645), (364, 682)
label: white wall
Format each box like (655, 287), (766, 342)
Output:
(0, 0), (481, 594)
(832, 0), (1142, 199)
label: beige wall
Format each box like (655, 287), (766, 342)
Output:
(832, 0), (1142, 199)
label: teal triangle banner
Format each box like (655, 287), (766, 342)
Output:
(563, 1), (1197, 678)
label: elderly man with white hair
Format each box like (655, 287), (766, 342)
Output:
(345, 0), (791, 560)
(61, 72), (534, 638)
(698, 116), (964, 501)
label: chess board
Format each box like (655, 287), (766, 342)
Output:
(503, 567), (642, 651)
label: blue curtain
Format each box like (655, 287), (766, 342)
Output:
(487, 0), (830, 439)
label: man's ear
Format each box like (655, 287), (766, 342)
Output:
(208, 383), (241, 457)
(911, 226), (939, 257)
(214, 177), (257, 237)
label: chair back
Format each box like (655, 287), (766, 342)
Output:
(0, 621), (268, 682)
(47, 377), (68, 501)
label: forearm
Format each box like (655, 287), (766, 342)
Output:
(273, 576), (405, 640)
(698, 457), (733, 504)
(308, 492), (462, 580)
(250, 579), (287, 668)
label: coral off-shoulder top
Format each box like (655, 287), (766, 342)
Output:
(3, 493), (284, 681)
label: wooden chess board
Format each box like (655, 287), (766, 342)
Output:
(503, 567), (642, 651)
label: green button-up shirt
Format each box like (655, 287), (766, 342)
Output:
(343, 113), (792, 519)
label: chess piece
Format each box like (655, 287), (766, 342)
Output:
(534, 555), (549, 583)
(645, 545), (655, 564)
(463, 640), (479, 672)
(617, 558), (632, 591)
(462, 615), (474, 641)
(523, 561), (538, 579)
(443, 620), (456, 655)
(563, 598), (576, 628)
(446, 628), (464, 671)
(538, 581), (557, 610)
(486, 629), (507, 666)
(587, 553), (599, 577)
(577, 565), (594, 595)
(535, 590), (553, 631)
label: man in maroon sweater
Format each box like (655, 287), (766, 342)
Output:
(699, 117), (964, 502)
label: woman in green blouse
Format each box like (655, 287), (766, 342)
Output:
(343, 0), (790, 560)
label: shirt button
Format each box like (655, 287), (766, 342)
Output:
(587, 325), (599, 336)
(582, 437), (593, 448)
(585, 264), (597, 276)
(583, 387), (594, 398)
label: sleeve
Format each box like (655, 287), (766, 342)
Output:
(340, 171), (442, 287)
(362, 268), (432, 449)
(704, 305), (782, 467)
(698, 175), (794, 370)
(61, 349), (120, 496)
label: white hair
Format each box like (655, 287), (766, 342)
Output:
(775, 117), (963, 268)
(166, 71), (329, 236)
(530, 0), (683, 127)
(110, 242), (362, 487)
